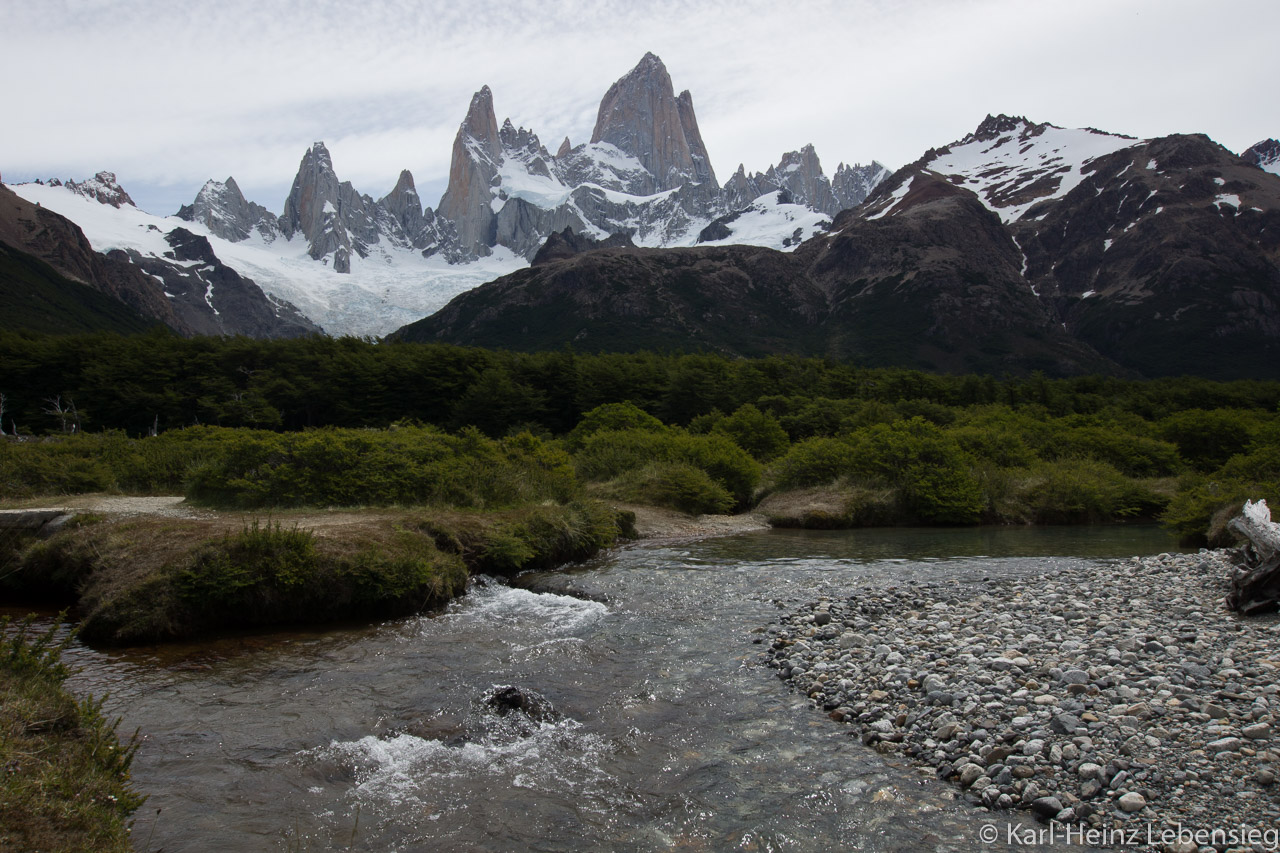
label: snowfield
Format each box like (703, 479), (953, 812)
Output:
(927, 124), (1144, 223)
(693, 192), (831, 251)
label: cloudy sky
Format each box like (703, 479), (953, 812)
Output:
(3, 0), (1276, 215)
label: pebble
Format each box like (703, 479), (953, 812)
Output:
(764, 549), (1280, 838)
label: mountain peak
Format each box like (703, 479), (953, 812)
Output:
(590, 52), (707, 192)
(458, 86), (501, 162)
(1243, 138), (1280, 174)
(65, 171), (135, 208)
(971, 114), (1034, 142)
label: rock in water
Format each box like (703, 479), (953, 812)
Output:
(484, 685), (559, 723)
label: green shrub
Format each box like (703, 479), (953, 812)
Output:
(1162, 444), (1280, 542)
(565, 402), (665, 449)
(950, 425), (1039, 468)
(185, 426), (579, 509)
(711, 404), (790, 461)
(1023, 458), (1167, 523)
(607, 462), (735, 515)
(769, 437), (858, 489)
(1158, 409), (1258, 472)
(573, 428), (760, 509)
(1036, 425), (1182, 478)
(847, 419), (984, 524)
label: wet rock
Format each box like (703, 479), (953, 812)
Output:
(484, 686), (560, 723)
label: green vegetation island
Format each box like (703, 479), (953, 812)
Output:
(2, 331), (1279, 847)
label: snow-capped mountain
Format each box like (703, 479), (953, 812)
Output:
(1244, 139), (1280, 175)
(401, 113), (1280, 381)
(722, 146), (889, 217)
(861, 114), (1145, 223)
(3, 177), (318, 338)
(7, 52), (884, 337)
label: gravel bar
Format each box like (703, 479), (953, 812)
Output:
(764, 550), (1280, 852)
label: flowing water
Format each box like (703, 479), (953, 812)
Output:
(47, 525), (1187, 851)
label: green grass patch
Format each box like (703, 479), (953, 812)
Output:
(0, 616), (144, 852)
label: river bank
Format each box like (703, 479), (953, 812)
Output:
(766, 548), (1280, 850)
(1, 496), (633, 645)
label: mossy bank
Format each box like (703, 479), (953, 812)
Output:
(2, 500), (632, 646)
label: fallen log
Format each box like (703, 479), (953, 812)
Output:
(1226, 499), (1280, 615)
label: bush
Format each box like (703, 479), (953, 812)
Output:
(573, 428), (760, 509)
(1034, 424), (1182, 478)
(185, 426), (579, 509)
(606, 462), (735, 515)
(1158, 409), (1258, 472)
(711, 404), (791, 461)
(847, 419), (984, 524)
(768, 437), (857, 489)
(1162, 444), (1280, 542)
(1023, 458), (1167, 524)
(565, 402), (665, 449)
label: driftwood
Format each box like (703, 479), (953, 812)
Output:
(1226, 499), (1280, 615)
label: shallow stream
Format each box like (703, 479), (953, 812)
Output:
(51, 524), (1188, 851)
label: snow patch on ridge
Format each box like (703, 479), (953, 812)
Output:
(928, 124), (1144, 223)
(695, 192), (830, 252)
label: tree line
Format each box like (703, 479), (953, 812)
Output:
(2, 330), (1278, 437)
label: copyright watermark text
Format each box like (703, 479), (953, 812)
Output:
(979, 820), (1280, 849)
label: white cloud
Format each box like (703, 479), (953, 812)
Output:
(2, 0), (1276, 214)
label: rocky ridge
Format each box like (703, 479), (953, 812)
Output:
(121, 227), (320, 338)
(396, 170), (1120, 377)
(171, 53), (878, 273)
(0, 181), (319, 338)
(0, 183), (186, 331)
(64, 171), (136, 209)
(765, 549), (1280, 849)
(177, 177), (280, 243)
(1243, 139), (1280, 175)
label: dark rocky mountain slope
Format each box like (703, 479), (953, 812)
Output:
(1, 183), (320, 338)
(395, 116), (1280, 379)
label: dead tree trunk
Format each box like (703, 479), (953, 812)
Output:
(1226, 499), (1280, 615)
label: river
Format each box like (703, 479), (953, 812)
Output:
(52, 524), (1186, 851)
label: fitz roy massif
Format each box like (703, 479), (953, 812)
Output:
(4, 53), (1280, 379)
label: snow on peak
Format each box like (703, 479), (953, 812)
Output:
(65, 171), (136, 209)
(1243, 138), (1280, 175)
(696, 190), (830, 251)
(925, 118), (1144, 222)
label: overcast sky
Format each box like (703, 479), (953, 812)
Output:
(3, 0), (1276, 215)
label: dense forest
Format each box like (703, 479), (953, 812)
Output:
(2, 332), (1278, 544)
(3, 331), (1280, 436)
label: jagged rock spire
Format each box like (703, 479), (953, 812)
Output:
(676, 89), (716, 187)
(590, 52), (715, 192)
(438, 85), (502, 257)
(280, 142), (342, 250)
(379, 169), (425, 239)
(177, 176), (280, 243)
